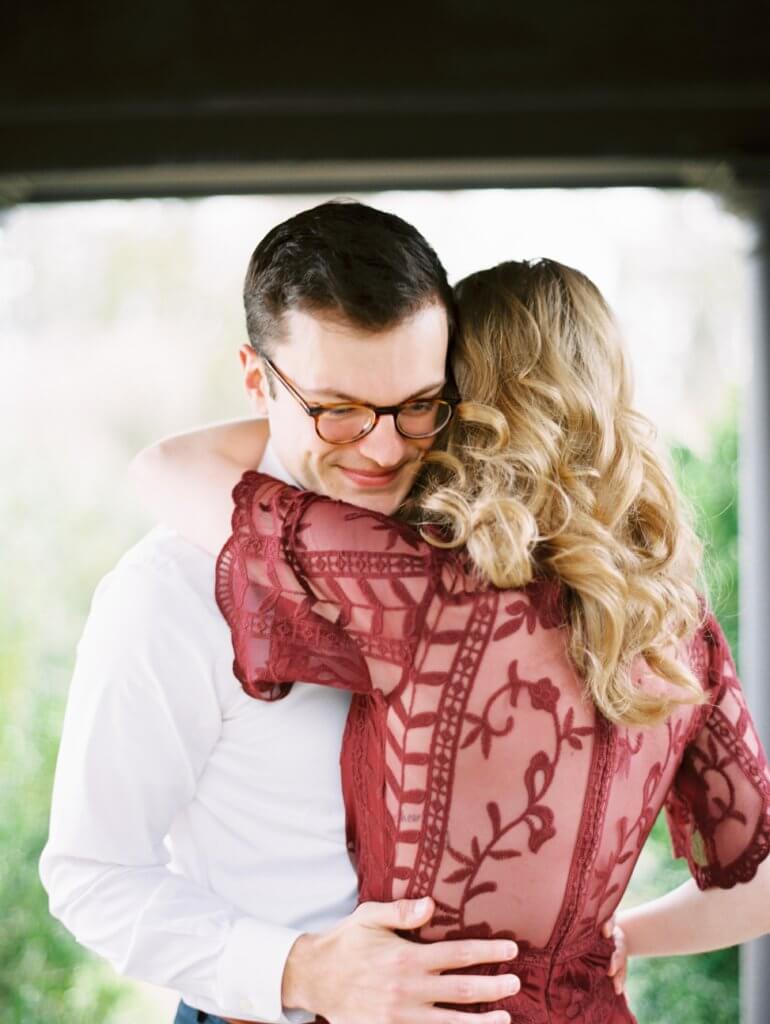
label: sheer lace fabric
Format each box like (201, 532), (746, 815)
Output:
(216, 472), (770, 1024)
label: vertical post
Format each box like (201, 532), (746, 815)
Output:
(740, 197), (770, 1024)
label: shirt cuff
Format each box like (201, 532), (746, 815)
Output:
(217, 916), (313, 1023)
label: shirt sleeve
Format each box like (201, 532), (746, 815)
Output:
(215, 471), (439, 701)
(39, 558), (309, 1023)
(664, 613), (770, 889)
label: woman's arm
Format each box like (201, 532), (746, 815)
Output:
(602, 617), (770, 994)
(128, 418), (270, 554)
(602, 854), (770, 993)
(619, 854), (770, 956)
(215, 472), (441, 701)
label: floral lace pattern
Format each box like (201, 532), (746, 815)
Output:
(215, 472), (770, 1024)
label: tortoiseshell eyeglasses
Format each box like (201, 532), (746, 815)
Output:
(263, 357), (457, 445)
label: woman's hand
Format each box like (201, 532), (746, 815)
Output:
(602, 915), (628, 996)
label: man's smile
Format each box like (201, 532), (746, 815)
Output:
(337, 464), (404, 489)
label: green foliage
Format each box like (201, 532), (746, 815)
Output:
(623, 411), (741, 1024)
(0, 472), (149, 1022)
(628, 945), (739, 1024)
(671, 415), (740, 658)
(0, 599), (132, 1023)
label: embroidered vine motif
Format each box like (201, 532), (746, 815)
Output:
(430, 658), (596, 935)
(590, 718), (682, 922)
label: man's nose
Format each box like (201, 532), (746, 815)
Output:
(356, 413), (409, 467)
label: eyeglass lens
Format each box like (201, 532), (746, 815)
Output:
(316, 401), (452, 443)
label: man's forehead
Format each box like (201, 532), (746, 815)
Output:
(281, 306), (366, 341)
(281, 304), (447, 341)
(277, 304), (449, 400)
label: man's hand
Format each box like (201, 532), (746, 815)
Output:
(280, 898), (519, 1024)
(602, 915), (628, 996)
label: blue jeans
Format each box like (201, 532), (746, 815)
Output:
(174, 1000), (229, 1024)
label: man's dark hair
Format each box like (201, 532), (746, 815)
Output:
(243, 200), (454, 355)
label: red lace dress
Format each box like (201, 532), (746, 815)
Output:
(215, 472), (770, 1024)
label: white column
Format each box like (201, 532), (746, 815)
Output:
(739, 199), (770, 1024)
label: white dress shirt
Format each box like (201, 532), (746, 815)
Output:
(39, 442), (358, 1021)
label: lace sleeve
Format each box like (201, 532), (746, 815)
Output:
(664, 614), (770, 889)
(215, 471), (437, 702)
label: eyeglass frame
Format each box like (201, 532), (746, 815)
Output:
(261, 355), (459, 445)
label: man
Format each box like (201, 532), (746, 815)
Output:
(40, 202), (517, 1024)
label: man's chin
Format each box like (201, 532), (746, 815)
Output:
(325, 472), (412, 515)
(324, 480), (398, 514)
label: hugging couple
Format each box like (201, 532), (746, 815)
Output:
(41, 201), (770, 1024)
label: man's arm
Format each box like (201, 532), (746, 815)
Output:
(39, 557), (304, 1023)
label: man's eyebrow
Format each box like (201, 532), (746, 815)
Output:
(307, 379), (446, 403)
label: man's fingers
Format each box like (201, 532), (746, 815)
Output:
(428, 1010), (511, 1024)
(424, 972), (520, 1004)
(419, 938), (518, 972)
(354, 897), (435, 929)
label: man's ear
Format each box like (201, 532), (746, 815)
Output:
(239, 344), (270, 415)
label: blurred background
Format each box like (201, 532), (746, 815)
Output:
(3, 2), (769, 1021)
(0, 186), (752, 1022)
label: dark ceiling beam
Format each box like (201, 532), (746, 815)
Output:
(0, 158), (740, 207)
(2, 1), (768, 201)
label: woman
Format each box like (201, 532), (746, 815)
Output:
(132, 259), (770, 1023)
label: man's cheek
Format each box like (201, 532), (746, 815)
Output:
(310, 456), (343, 499)
(400, 460), (423, 495)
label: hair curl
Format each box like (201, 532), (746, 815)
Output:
(408, 259), (705, 726)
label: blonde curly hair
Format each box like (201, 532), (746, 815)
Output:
(409, 259), (705, 726)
